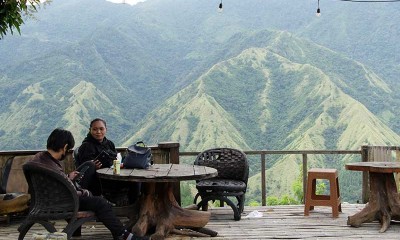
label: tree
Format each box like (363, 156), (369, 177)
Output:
(0, 0), (48, 39)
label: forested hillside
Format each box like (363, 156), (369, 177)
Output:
(125, 31), (400, 202)
(0, 0), (399, 203)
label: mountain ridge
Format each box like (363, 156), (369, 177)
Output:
(0, 0), (399, 203)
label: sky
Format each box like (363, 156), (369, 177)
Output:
(106, 0), (147, 5)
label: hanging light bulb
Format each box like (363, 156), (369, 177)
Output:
(218, 0), (223, 13)
(316, 0), (321, 16)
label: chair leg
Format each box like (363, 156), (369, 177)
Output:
(63, 216), (96, 239)
(237, 194), (245, 213)
(221, 196), (241, 221)
(72, 226), (82, 237)
(196, 193), (210, 211)
(18, 221), (35, 240)
(18, 220), (57, 240)
(199, 195), (241, 220)
(67, 218), (82, 237)
(193, 193), (200, 204)
(198, 195), (217, 212)
(196, 198), (209, 211)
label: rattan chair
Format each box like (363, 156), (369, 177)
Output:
(18, 162), (100, 240)
(193, 148), (249, 220)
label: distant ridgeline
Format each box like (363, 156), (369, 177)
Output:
(0, 0), (399, 204)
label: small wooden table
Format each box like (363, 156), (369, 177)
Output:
(97, 164), (218, 239)
(345, 161), (400, 232)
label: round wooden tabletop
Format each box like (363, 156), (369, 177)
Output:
(345, 161), (400, 173)
(97, 163), (218, 182)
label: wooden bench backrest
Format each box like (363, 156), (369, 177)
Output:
(1, 156), (32, 193)
(0, 153), (71, 194)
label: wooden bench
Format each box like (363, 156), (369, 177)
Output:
(0, 156), (31, 223)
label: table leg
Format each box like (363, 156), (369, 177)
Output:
(347, 172), (400, 232)
(131, 182), (212, 240)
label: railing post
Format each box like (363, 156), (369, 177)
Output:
(158, 142), (181, 205)
(302, 153), (307, 204)
(261, 153), (266, 206)
(396, 147), (400, 190)
(361, 145), (369, 203)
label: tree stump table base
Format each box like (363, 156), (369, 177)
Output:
(97, 164), (218, 239)
(131, 182), (213, 240)
(347, 172), (400, 233)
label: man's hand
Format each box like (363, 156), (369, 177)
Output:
(68, 171), (80, 181)
(93, 160), (102, 169)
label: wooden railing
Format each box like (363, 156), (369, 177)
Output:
(181, 149), (362, 205)
(0, 142), (182, 204)
(3, 144), (400, 206)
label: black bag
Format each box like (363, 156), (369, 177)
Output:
(123, 141), (153, 169)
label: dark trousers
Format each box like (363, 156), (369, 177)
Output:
(76, 161), (102, 196)
(79, 196), (125, 238)
(101, 179), (141, 205)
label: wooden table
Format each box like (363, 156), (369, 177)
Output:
(345, 161), (400, 232)
(97, 164), (218, 240)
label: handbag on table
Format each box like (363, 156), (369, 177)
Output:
(123, 141), (153, 169)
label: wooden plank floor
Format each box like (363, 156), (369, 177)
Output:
(2, 204), (400, 239)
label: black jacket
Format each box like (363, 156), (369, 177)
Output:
(75, 133), (117, 168)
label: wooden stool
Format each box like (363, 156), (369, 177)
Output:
(304, 168), (341, 218)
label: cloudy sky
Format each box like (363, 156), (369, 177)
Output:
(106, 0), (147, 5)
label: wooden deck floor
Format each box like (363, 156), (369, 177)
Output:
(2, 204), (400, 239)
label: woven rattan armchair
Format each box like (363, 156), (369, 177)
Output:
(193, 148), (249, 220)
(18, 162), (99, 240)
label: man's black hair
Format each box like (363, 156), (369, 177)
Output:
(47, 128), (75, 151)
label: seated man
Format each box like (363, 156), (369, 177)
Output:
(27, 128), (149, 240)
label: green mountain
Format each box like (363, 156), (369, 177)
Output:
(0, 0), (399, 203)
(122, 31), (400, 202)
(122, 77), (250, 150)
(0, 79), (128, 149)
